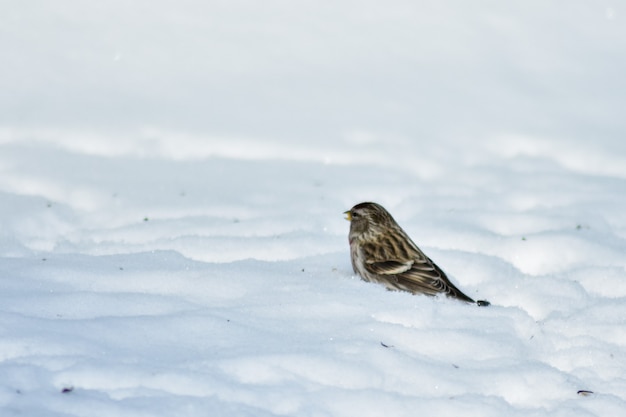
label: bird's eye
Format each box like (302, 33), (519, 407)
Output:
(352, 211), (360, 218)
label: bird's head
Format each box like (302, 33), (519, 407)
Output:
(344, 202), (395, 240)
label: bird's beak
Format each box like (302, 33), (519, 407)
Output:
(344, 210), (352, 221)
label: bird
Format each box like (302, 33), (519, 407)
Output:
(345, 202), (489, 306)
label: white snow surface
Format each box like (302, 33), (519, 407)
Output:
(2, 1), (626, 416)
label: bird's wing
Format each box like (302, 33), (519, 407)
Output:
(401, 256), (475, 302)
(362, 241), (475, 302)
(366, 259), (413, 275)
(400, 257), (462, 294)
(360, 240), (414, 275)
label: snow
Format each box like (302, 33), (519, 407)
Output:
(2, 1), (626, 416)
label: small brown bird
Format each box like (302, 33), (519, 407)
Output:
(345, 202), (489, 306)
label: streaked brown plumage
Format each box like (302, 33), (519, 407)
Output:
(345, 202), (489, 306)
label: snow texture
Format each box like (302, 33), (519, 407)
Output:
(2, 1), (626, 416)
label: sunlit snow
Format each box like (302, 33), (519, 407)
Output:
(2, 1), (626, 416)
